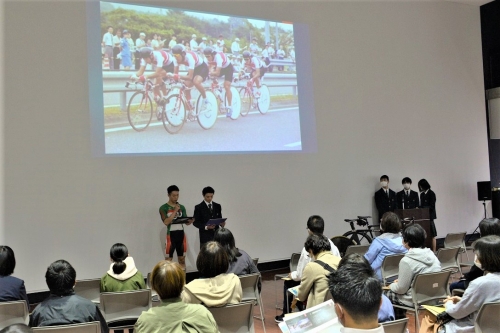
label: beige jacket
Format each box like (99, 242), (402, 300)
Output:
(181, 273), (242, 307)
(297, 251), (341, 308)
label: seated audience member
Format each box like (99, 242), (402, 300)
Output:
(0, 324), (32, 333)
(328, 258), (385, 332)
(135, 261), (218, 333)
(339, 253), (395, 323)
(29, 260), (108, 333)
(364, 212), (407, 280)
(100, 243), (146, 292)
(181, 241), (242, 306)
(384, 224), (441, 318)
(297, 234), (341, 308)
(275, 215), (340, 323)
(214, 227), (261, 291)
(450, 217), (500, 293)
(0, 246), (29, 308)
(419, 235), (500, 333)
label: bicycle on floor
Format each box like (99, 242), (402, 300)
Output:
(236, 73), (271, 116)
(206, 77), (241, 120)
(161, 80), (218, 134)
(342, 216), (380, 245)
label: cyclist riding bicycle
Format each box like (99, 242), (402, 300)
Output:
(242, 50), (266, 97)
(168, 44), (210, 117)
(131, 47), (178, 104)
(204, 47), (234, 118)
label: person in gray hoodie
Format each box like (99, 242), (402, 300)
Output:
(364, 212), (407, 279)
(384, 224), (441, 316)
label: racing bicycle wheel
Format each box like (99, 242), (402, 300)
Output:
(196, 91), (218, 130)
(239, 87), (252, 117)
(127, 91), (153, 131)
(257, 84), (270, 114)
(342, 231), (373, 246)
(162, 93), (186, 134)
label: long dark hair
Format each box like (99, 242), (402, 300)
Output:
(110, 243), (128, 275)
(214, 228), (241, 263)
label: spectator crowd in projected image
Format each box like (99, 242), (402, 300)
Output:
(100, 6), (296, 74)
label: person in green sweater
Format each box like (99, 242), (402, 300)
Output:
(135, 260), (218, 333)
(100, 243), (146, 292)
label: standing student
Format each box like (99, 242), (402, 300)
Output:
(396, 177), (420, 209)
(375, 175), (397, 222)
(159, 185), (193, 270)
(418, 179), (437, 251)
(193, 186), (223, 249)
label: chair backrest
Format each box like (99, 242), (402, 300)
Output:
(443, 232), (466, 249)
(382, 318), (408, 333)
(32, 322), (101, 333)
(239, 273), (260, 304)
(100, 289), (151, 324)
(411, 271), (451, 306)
(345, 244), (370, 256)
(290, 253), (301, 272)
(381, 254), (405, 285)
(0, 300), (28, 330)
(475, 301), (500, 333)
(437, 247), (460, 272)
(74, 279), (101, 303)
(252, 258), (259, 266)
(207, 302), (255, 333)
(331, 236), (357, 257)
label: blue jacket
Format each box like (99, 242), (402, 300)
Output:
(379, 294), (395, 322)
(0, 275), (29, 309)
(364, 233), (407, 279)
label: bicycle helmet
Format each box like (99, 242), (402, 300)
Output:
(242, 51), (251, 59)
(171, 44), (186, 56)
(203, 47), (216, 56)
(139, 47), (153, 59)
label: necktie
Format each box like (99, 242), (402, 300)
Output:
(208, 203), (213, 214)
(406, 191), (409, 197)
(386, 190), (389, 198)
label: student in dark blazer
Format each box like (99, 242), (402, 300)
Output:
(418, 178), (437, 251)
(193, 186), (223, 249)
(375, 175), (397, 222)
(0, 246), (29, 309)
(396, 177), (420, 210)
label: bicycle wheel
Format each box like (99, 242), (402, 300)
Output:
(331, 236), (357, 258)
(226, 87), (241, 120)
(239, 87), (252, 116)
(342, 231), (373, 246)
(127, 91), (153, 131)
(196, 91), (218, 130)
(162, 94), (186, 134)
(257, 84), (270, 114)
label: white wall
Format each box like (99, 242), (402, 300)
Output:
(2, 0), (489, 292)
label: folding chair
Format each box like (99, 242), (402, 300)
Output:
(475, 301), (500, 333)
(100, 289), (151, 332)
(443, 232), (469, 262)
(239, 273), (265, 333)
(381, 254), (405, 286)
(0, 300), (28, 330)
(437, 247), (461, 280)
(252, 258), (259, 266)
(74, 278), (101, 304)
(207, 302), (255, 333)
(392, 271), (451, 332)
(381, 318), (408, 333)
(274, 252), (301, 310)
(146, 272), (159, 302)
(331, 236), (356, 257)
(345, 244), (370, 256)
(32, 322), (100, 333)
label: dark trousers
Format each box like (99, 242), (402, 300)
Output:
(282, 279), (303, 314)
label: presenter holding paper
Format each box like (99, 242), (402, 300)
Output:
(193, 186), (224, 249)
(159, 185), (193, 270)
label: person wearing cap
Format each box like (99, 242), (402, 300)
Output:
(249, 38), (259, 55)
(190, 34), (198, 52)
(262, 43), (271, 70)
(135, 33), (146, 69)
(231, 38), (241, 56)
(241, 50), (266, 97)
(216, 35), (225, 52)
(168, 36), (177, 50)
(204, 46), (235, 118)
(198, 37), (207, 54)
(120, 30), (132, 70)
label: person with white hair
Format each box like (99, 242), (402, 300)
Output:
(190, 34), (198, 51)
(231, 38), (241, 55)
